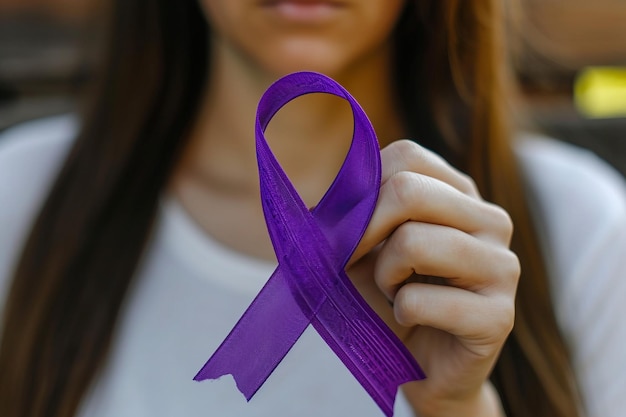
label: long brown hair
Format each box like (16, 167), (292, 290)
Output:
(1, 1), (584, 416)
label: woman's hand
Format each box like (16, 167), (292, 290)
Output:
(347, 140), (519, 417)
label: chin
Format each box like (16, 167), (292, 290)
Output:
(260, 57), (346, 80)
(250, 38), (370, 81)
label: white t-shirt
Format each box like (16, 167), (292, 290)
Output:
(1, 115), (625, 417)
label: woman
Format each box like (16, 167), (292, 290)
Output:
(1, 1), (625, 416)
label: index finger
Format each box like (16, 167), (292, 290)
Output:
(381, 140), (481, 199)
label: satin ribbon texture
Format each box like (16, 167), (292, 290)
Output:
(194, 71), (425, 417)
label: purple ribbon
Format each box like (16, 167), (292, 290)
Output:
(194, 71), (425, 416)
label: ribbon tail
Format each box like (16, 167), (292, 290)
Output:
(311, 293), (425, 417)
(194, 267), (310, 400)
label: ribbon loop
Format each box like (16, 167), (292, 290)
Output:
(195, 72), (425, 417)
(256, 72), (380, 258)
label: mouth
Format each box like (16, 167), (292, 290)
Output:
(259, 0), (346, 23)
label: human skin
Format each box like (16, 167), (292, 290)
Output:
(171, 1), (519, 416)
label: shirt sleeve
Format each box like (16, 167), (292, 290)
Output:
(517, 136), (626, 417)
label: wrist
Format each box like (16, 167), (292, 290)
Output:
(408, 382), (505, 417)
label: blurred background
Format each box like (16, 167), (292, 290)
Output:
(0, 0), (625, 176)
(0, 0), (101, 127)
(514, 0), (626, 176)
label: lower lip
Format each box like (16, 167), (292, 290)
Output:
(262, 1), (343, 23)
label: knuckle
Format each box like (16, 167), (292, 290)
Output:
(393, 139), (426, 163)
(387, 171), (422, 207)
(491, 296), (516, 336)
(505, 250), (522, 283)
(392, 222), (420, 252)
(458, 171), (480, 196)
(388, 171), (432, 207)
(489, 204), (514, 239)
(488, 248), (520, 294)
(395, 139), (449, 174)
(375, 224), (424, 289)
(393, 223), (431, 272)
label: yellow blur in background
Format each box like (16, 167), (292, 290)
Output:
(576, 67), (626, 119)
